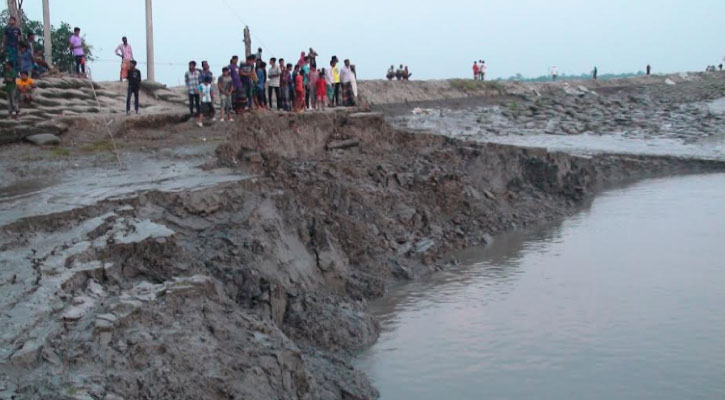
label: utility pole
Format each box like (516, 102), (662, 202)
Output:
(243, 26), (251, 58)
(145, 0), (155, 81)
(42, 0), (52, 65)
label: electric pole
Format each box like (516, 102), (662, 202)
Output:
(42, 0), (52, 65)
(145, 0), (155, 81)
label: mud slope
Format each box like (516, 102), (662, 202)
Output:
(2, 111), (724, 399)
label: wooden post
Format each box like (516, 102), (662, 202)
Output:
(243, 26), (251, 58)
(42, 0), (52, 65)
(145, 0), (155, 81)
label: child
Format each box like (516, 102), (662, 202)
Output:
(197, 76), (214, 127)
(294, 65), (305, 112)
(217, 67), (234, 122)
(4, 62), (19, 119)
(288, 63), (296, 109)
(308, 65), (319, 110)
(316, 68), (327, 111)
(18, 43), (34, 76)
(256, 60), (267, 110)
(279, 64), (290, 111)
(16, 71), (35, 103)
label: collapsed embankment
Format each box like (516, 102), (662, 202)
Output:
(2, 108), (723, 399)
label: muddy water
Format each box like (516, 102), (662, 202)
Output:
(0, 151), (244, 226)
(357, 174), (725, 400)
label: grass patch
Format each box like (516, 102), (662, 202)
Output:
(80, 140), (116, 153)
(49, 148), (71, 157)
(449, 79), (481, 92)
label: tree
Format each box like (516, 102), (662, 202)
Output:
(6, 0), (21, 28)
(1, 9), (94, 72)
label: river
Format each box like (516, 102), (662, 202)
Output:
(356, 173), (725, 400)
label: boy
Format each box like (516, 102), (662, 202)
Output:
(278, 63), (290, 111)
(267, 58), (281, 110)
(4, 62), (19, 119)
(185, 61), (201, 116)
(256, 60), (267, 110)
(16, 71), (35, 103)
(239, 55), (255, 111)
(316, 68), (327, 111)
(217, 67), (234, 122)
(287, 63), (296, 109)
(126, 60), (141, 114)
(18, 42), (34, 75)
(197, 76), (214, 127)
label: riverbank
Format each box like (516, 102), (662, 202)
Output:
(1, 72), (725, 399)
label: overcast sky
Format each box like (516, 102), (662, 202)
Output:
(20, 0), (725, 85)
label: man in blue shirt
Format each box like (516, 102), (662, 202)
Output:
(3, 17), (22, 70)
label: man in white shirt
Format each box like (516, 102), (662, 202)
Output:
(115, 37), (134, 81)
(267, 57), (281, 109)
(340, 59), (356, 106)
(551, 66), (559, 81)
(480, 61), (487, 81)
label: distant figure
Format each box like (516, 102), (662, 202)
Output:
(256, 47), (263, 61)
(473, 61), (479, 80)
(403, 66), (411, 80)
(340, 59), (356, 106)
(396, 64), (403, 80)
(387, 65), (395, 80)
(646, 64), (651, 76)
(126, 60), (141, 115)
(551, 66), (559, 81)
(593, 66), (598, 80)
(198, 76), (215, 126)
(720, 64), (723, 71)
(480, 61), (487, 81)
(69, 27), (86, 77)
(115, 36), (134, 81)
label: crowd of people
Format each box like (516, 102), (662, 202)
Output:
(184, 49), (359, 127)
(386, 65), (412, 80)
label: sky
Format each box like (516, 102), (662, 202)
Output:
(19, 0), (725, 86)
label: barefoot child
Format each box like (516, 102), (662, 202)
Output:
(16, 71), (35, 103)
(197, 76), (214, 126)
(316, 68), (327, 111)
(4, 62), (19, 119)
(217, 67), (234, 121)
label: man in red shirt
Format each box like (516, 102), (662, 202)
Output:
(473, 61), (480, 80)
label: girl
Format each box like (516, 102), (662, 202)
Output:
(308, 65), (319, 110)
(316, 68), (327, 111)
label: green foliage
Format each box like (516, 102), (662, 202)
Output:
(1, 8), (94, 73)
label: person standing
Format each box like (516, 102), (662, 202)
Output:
(308, 64), (319, 110)
(256, 60), (267, 109)
(115, 37), (134, 81)
(229, 56), (246, 112)
(17, 43), (34, 75)
(4, 61), (19, 119)
(480, 61), (487, 81)
(197, 76), (215, 127)
(69, 27), (86, 77)
(473, 61), (479, 80)
(593, 66), (598, 80)
(3, 17), (22, 70)
(200, 61), (214, 85)
(279, 63), (290, 111)
(294, 64), (305, 112)
(646, 64), (651, 76)
(340, 59), (356, 107)
(126, 60), (141, 115)
(268, 58), (281, 109)
(239, 55), (255, 111)
(551, 66), (559, 81)
(217, 67), (234, 121)
(316, 68), (327, 111)
(185, 61), (201, 117)
(332, 58), (341, 107)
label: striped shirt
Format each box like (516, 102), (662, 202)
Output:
(185, 69), (201, 94)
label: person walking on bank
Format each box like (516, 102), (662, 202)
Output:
(3, 17), (22, 70)
(4, 62), (19, 119)
(126, 60), (141, 115)
(185, 61), (202, 117)
(69, 27), (86, 77)
(115, 37), (134, 81)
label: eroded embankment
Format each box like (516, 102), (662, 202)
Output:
(1, 111), (724, 399)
